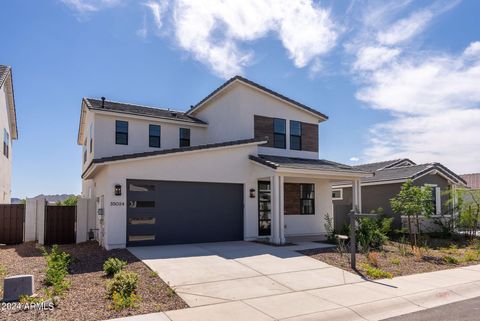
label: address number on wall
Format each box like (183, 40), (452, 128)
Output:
(110, 202), (125, 206)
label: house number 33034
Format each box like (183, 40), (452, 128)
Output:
(110, 202), (125, 206)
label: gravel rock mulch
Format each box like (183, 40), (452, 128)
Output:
(0, 242), (187, 321)
(300, 238), (480, 279)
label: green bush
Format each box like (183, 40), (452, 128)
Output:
(356, 216), (391, 253)
(103, 257), (127, 276)
(107, 270), (138, 297)
(443, 255), (460, 264)
(111, 291), (139, 310)
(43, 245), (71, 295)
(360, 263), (393, 279)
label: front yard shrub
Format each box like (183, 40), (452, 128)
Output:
(107, 270), (139, 310)
(0, 264), (6, 277)
(390, 258), (401, 265)
(367, 251), (379, 267)
(360, 263), (393, 279)
(324, 213), (336, 243)
(443, 255), (460, 264)
(412, 246), (424, 261)
(463, 250), (479, 262)
(103, 257), (127, 276)
(356, 217), (390, 253)
(43, 245), (71, 295)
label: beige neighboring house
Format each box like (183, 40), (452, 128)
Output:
(78, 76), (370, 250)
(0, 65), (18, 204)
(461, 173), (480, 190)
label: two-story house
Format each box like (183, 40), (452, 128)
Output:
(0, 65), (18, 204)
(78, 76), (370, 249)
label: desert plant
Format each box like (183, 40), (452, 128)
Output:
(443, 255), (460, 264)
(356, 217), (389, 253)
(43, 245), (71, 295)
(111, 291), (139, 310)
(107, 270), (138, 297)
(149, 271), (159, 278)
(390, 258), (401, 265)
(103, 257), (127, 276)
(412, 246), (423, 261)
(324, 213), (336, 243)
(367, 251), (380, 267)
(360, 263), (393, 279)
(0, 264), (6, 277)
(463, 250), (478, 262)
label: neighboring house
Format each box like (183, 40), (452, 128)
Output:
(332, 159), (467, 231)
(461, 173), (480, 190)
(78, 76), (370, 249)
(0, 65), (18, 204)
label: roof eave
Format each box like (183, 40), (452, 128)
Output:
(2, 68), (18, 140)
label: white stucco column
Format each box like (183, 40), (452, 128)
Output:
(270, 175), (281, 244)
(352, 179), (362, 213)
(279, 175), (285, 244)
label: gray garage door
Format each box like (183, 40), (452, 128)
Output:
(127, 180), (244, 246)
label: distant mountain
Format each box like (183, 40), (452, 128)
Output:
(11, 194), (77, 204)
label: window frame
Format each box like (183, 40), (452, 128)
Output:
(332, 188), (343, 200)
(273, 118), (286, 149)
(115, 120), (129, 145)
(149, 124), (161, 148)
(300, 183), (315, 215)
(179, 128), (191, 147)
(89, 123), (93, 153)
(289, 120), (302, 150)
(83, 137), (87, 164)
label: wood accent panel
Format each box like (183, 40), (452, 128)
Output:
(254, 115), (274, 147)
(45, 206), (76, 245)
(284, 183), (300, 215)
(0, 204), (24, 245)
(301, 122), (318, 152)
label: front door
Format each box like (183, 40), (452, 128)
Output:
(258, 181), (271, 236)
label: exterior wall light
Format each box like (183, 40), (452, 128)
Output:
(249, 188), (256, 198)
(114, 184), (122, 196)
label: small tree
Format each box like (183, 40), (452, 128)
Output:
(390, 180), (433, 248)
(62, 195), (79, 206)
(448, 188), (480, 238)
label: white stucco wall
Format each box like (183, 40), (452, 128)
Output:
(283, 177), (332, 236)
(0, 83), (12, 203)
(92, 112), (207, 159)
(191, 82), (322, 159)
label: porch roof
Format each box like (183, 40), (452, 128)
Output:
(249, 154), (371, 178)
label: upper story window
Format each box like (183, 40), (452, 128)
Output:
(149, 125), (161, 148)
(273, 118), (286, 149)
(179, 128), (190, 147)
(3, 129), (9, 158)
(89, 123), (93, 153)
(290, 120), (301, 150)
(116, 120), (128, 145)
(83, 137), (87, 164)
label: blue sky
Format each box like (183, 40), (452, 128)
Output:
(1, 0), (479, 198)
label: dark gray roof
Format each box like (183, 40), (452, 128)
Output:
(82, 138), (264, 178)
(333, 162), (466, 186)
(187, 76), (328, 120)
(84, 98), (207, 125)
(353, 159), (415, 172)
(249, 155), (369, 173)
(0, 65), (10, 88)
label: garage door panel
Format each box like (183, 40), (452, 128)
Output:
(127, 180), (244, 246)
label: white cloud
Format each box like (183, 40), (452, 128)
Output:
(170, 0), (338, 78)
(376, 9), (434, 45)
(353, 46), (400, 71)
(61, 0), (123, 13)
(145, 0), (169, 30)
(349, 157), (360, 162)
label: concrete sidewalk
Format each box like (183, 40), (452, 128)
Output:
(119, 242), (480, 321)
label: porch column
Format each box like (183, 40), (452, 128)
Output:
(352, 179), (362, 213)
(279, 175), (285, 244)
(270, 175), (281, 244)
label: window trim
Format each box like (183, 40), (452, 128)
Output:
(115, 120), (129, 145)
(3, 128), (9, 159)
(332, 188), (343, 200)
(149, 124), (161, 148)
(273, 118), (286, 149)
(300, 183), (315, 215)
(289, 120), (302, 150)
(179, 128), (191, 147)
(89, 123), (93, 154)
(425, 184), (441, 215)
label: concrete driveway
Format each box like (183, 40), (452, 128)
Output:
(128, 241), (363, 314)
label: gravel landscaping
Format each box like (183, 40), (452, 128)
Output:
(0, 242), (187, 321)
(300, 237), (480, 279)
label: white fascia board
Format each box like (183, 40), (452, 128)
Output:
(275, 167), (372, 179)
(414, 168), (464, 186)
(91, 109), (209, 128)
(77, 102), (88, 145)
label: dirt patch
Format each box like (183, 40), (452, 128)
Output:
(0, 242), (187, 321)
(300, 238), (480, 279)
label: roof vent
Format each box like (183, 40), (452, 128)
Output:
(171, 112), (177, 118)
(101, 97), (106, 108)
